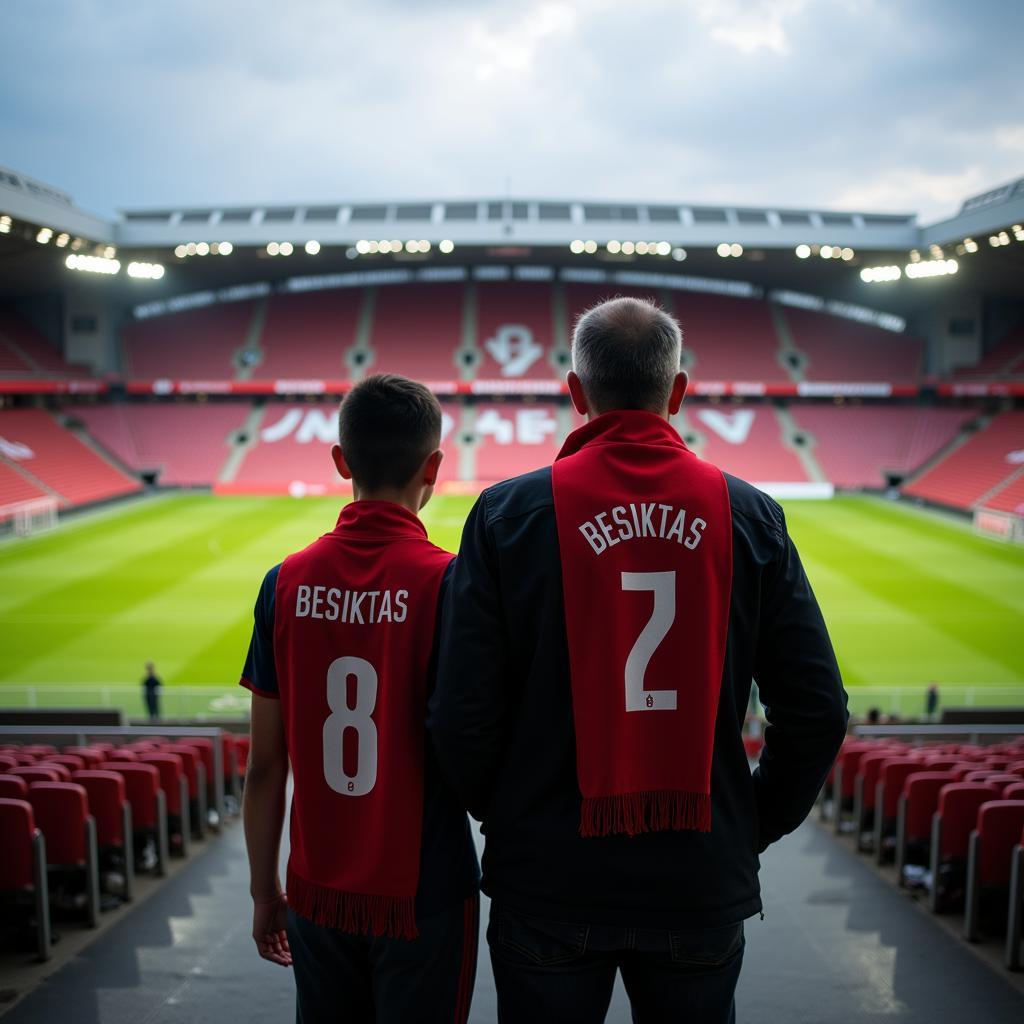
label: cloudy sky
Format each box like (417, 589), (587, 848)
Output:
(2, 0), (1021, 222)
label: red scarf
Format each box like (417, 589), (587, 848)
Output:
(273, 501), (452, 938)
(552, 411), (732, 837)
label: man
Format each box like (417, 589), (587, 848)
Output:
(241, 374), (480, 1024)
(142, 662), (161, 720)
(430, 297), (848, 1023)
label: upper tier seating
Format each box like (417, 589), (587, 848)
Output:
(781, 307), (923, 384)
(123, 303), (257, 379)
(684, 404), (809, 483)
(0, 461), (49, 510)
(0, 308), (90, 377)
(476, 281), (562, 380)
(74, 404), (247, 486)
(791, 406), (975, 488)
(365, 283), (465, 381)
(0, 409), (140, 507)
(230, 401), (460, 492)
(257, 290), (362, 378)
(953, 323), (1024, 379)
(903, 411), (1024, 510)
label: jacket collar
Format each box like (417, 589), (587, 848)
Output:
(334, 500), (427, 541)
(556, 409), (689, 461)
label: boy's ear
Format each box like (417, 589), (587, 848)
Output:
(422, 449), (443, 487)
(567, 371), (589, 417)
(331, 444), (352, 480)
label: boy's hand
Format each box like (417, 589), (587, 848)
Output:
(252, 892), (292, 967)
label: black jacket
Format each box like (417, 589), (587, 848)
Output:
(429, 465), (848, 928)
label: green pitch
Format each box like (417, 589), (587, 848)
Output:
(0, 493), (1021, 717)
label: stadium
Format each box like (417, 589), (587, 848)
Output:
(1, 158), (1024, 1021)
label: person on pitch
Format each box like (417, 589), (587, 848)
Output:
(430, 297), (848, 1023)
(241, 374), (480, 1024)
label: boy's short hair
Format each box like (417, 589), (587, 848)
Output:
(337, 374), (443, 491)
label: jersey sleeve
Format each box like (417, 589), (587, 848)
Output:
(239, 564), (281, 698)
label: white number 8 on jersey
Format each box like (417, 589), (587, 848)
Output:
(323, 656), (379, 796)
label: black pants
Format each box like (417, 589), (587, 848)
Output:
(488, 903), (744, 1024)
(144, 691), (159, 719)
(287, 894), (479, 1024)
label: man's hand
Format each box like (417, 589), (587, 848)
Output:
(252, 892), (292, 967)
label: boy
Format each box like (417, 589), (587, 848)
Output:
(241, 374), (480, 1023)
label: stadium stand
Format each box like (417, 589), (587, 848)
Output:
(685, 404), (810, 483)
(257, 289), (362, 378)
(780, 307), (924, 384)
(365, 282), (464, 380)
(470, 401), (564, 480)
(982, 473), (1024, 516)
(227, 400), (460, 492)
(791, 405), (976, 488)
(0, 461), (49, 509)
(903, 410), (1024, 510)
(0, 308), (89, 377)
(122, 302), (258, 379)
(73, 403), (247, 486)
(953, 323), (1024, 379)
(0, 408), (141, 507)
(476, 281), (562, 380)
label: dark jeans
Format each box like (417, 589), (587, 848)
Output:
(144, 691), (159, 719)
(287, 894), (479, 1024)
(488, 903), (744, 1024)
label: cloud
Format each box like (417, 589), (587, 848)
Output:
(0, 0), (1020, 223)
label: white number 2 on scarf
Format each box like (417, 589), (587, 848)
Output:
(323, 656), (379, 795)
(621, 571), (678, 712)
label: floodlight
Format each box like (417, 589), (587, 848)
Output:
(621, 241), (635, 255)
(607, 240), (621, 254)
(795, 244), (810, 258)
(267, 242), (280, 255)
(569, 239), (585, 254)
(584, 240), (597, 254)
(439, 239), (455, 253)
(656, 241), (671, 256)
(672, 247), (687, 261)
(305, 240), (321, 255)
(196, 242), (210, 256)
(220, 242), (233, 255)
(730, 243), (743, 257)
(174, 245), (187, 258)
(716, 243), (731, 257)
(280, 242), (294, 256)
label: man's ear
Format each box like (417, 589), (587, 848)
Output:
(567, 371), (590, 416)
(667, 370), (688, 416)
(422, 449), (443, 486)
(331, 444), (352, 480)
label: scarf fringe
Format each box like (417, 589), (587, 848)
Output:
(580, 790), (711, 838)
(287, 868), (418, 940)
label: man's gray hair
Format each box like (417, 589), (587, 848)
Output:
(572, 296), (683, 413)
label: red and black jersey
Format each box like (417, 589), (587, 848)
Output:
(241, 500), (478, 938)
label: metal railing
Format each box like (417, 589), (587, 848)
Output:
(0, 685), (250, 719)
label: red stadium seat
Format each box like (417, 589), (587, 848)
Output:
(32, 761), (74, 783)
(163, 744), (207, 838)
(10, 766), (62, 785)
(72, 771), (134, 901)
(853, 750), (903, 850)
(235, 735), (250, 777)
(0, 753), (18, 772)
(1004, 784), (1024, 802)
(965, 801), (1024, 942)
(22, 745), (57, 758)
(99, 762), (169, 876)
(0, 798), (51, 960)
(833, 745), (871, 833)
(26, 782), (101, 927)
(1006, 763), (1024, 778)
(896, 772), (957, 885)
(873, 759), (925, 864)
(137, 753), (191, 855)
(985, 775), (1024, 795)
(104, 748), (138, 762)
(929, 782), (1002, 913)
(1006, 826), (1024, 969)
(41, 755), (83, 775)
(964, 770), (1000, 784)
(0, 774), (29, 799)
(923, 757), (962, 771)
(63, 746), (106, 767)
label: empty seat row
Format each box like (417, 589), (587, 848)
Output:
(821, 735), (1024, 970)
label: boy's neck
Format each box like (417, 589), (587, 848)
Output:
(350, 486), (423, 517)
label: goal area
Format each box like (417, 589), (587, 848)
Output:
(0, 497), (60, 538)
